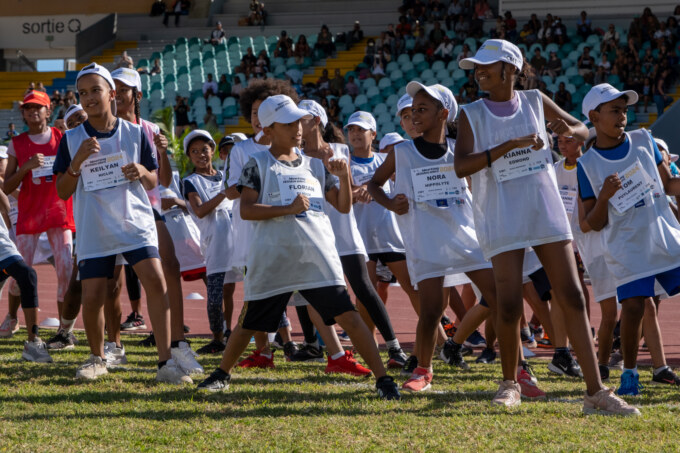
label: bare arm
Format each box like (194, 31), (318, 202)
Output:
(541, 92), (588, 141)
(56, 137), (101, 200)
(240, 186), (306, 220)
(153, 133), (173, 188)
(225, 185), (240, 200)
(366, 151), (409, 215)
(186, 190), (227, 219)
(4, 154), (44, 194)
(582, 174), (622, 231)
(161, 196), (187, 210)
(324, 159), (352, 214)
(657, 161), (680, 197)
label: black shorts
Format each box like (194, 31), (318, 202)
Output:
(528, 267), (552, 301)
(153, 208), (166, 223)
(238, 285), (356, 332)
(367, 251), (406, 264)
(78, 246), (160, 280)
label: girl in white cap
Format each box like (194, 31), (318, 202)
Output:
(367, 83), (508, 394)
(346, 110), (447, 373)
(196, 94), (400, 400)
(182, 130), (241, 356)
(64, 104), (87, 130)
(578, 84), (680, 399)
(395, 94), (421, 139)
(454, 40), (638, 415)
(297, 99), (408, 370)
(53, 63), (190, 384)
(109, 67), (203, 375)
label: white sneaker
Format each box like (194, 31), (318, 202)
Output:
(492, 380), (521, 408)
(171, 341), (204, 375)
(156, 359), (193, 384)
(583, 387), (641, 416)
(104, 342), (128, 368)
(0, 313), (19, 338)
(22, 338), (53, 363)
(76, 355), (108, 380)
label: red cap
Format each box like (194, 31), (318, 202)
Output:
(22, 91), (51, 108)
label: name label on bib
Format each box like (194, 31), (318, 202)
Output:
(81, 152), (128, 192)
(559, 188), (577, 215)
(493, 146), (548, 182)
(278, 174), (324, 212)
(31, 155), (56, 178)
(411, 164), (465, 202)
(610, 160), (654, 214)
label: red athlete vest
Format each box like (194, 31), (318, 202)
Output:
(12, 127), (75, 235)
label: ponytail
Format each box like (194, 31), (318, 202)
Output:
(132, 87), (141, 124)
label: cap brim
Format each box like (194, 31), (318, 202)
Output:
(264, 106), (312, 127)
(458, 57), (486, 70)
(671, 154), (679, 163)
(344, 121), (374, 131)
(405, 81), (428, 98)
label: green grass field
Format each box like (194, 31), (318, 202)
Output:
(1, 331), (679, 452)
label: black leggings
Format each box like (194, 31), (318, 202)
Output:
(1, 259), (38, 309)
(124, 264), (141, 301)
(297, 254), (397, 342)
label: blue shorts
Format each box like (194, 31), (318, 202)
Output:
(616, 266), (680, 301)
(78, 246), (160, 280)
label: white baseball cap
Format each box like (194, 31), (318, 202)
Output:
(298, 99), (328, 127)
(406, 82), (459, 121)
(458, 39), (523, 72)
(184, 129), (216, 155)
(258, 94), (312, 127)
(77, 62), (115, 90)
(344, 111), (376, 131)
(63, 104), (84, 124)
(111, 67), (142, 92)
(581, 83), (639, 119)
(379, 132), (405, 151)
(654, 138), (678, 162)
(0, 146), (7, 159)
(395, 94), (413, 117)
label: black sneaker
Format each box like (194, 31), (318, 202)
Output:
(224, 328), (232, 343)
(651, 367), (680, 386)
(271, 332), (284, 349)
(290, 343), (324, 362)
(184, 325), (191, 334)
(401, 355), (418, 377)
(121, 312), (147, 331)
(439, 339), (470, 370)
(475, 347), (496, 364)
(138, 332), (156, 347)
(283, 341), (299, 361)
(197, 368), (230, 392)
(521, 360), (538, 383)
(548, 351), (583, 378)
(376, 375), (401, 400)
(45, 329), (75, 350)
(463, 330), (487, 349)
(599, 364), (610, 382)
(196, 339), (226, 355)
(460, 345), (473, 357)
(387, 347), (408, 368)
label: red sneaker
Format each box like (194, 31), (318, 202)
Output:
(402, 367), (433, 392)
(325, 350), (372, 377)
(237, 350), (275, 368)
(517, 369), (546, 399)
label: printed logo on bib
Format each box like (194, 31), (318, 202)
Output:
(493, 146), (548, 183)
(31, 155), (56, 179)
(610, 159), (654, 214)
(410, 164), (465, 203)
(277, 174), (324, 212)
(559, 186), (577, 215)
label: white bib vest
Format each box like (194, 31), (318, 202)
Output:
(462, 90), (571, 259)
(244, 150), (345, 300)
(65, 120), (158, 261)
(350, 152), (405, 255)
(393, 138), (490, 284)
(159, 172), (205, 273)
(578, 130), (680, 287)
(183, 170), (236, 275)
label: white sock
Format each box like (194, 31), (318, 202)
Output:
(385, 339), (400, 350)
(623, 366), (638, 375)
(654, 365), (670, 375)
(60, 317), (75, 333)
(331, 351), (345, 360)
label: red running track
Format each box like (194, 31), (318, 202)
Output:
(4, 264), (680, 365)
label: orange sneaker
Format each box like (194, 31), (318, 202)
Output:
(325, 350), (372, 376)
(517, 369), (546, 399)
(402, 367), (433, 392)
(237, 350), (275, 368)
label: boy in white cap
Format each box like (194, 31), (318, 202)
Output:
(196, 95), (400, 399)
(578, 83), (680, 396)
(395, 94), (420, 139)
(379, 132), (405, 154)
(64, 104), (87, 130)
(454, 41), (638, 415)
(53, 63), (190, 384)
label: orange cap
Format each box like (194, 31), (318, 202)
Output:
(22, 91), (51, 108)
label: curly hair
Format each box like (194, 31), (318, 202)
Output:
(239, 79), (300, 123)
